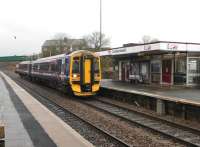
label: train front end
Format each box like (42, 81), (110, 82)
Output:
(69, 51), (101, 96)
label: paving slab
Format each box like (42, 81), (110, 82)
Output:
(0, 74), (34, 147)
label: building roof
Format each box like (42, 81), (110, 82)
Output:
(96, 41), (200, 56)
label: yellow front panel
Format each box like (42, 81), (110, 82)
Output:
(72, 84), (81, 93)
(92, 84), (100, 92)
(84, 59), (91, 84)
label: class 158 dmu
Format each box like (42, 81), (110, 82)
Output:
(15, 50), (101, 96)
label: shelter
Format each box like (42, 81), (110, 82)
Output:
(97, 41), (200, 86)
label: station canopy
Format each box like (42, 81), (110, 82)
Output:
(96, 41), (200, 57)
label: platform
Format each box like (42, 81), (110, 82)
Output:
(101, 80), (200, 107)
(0, 71), (93, 147)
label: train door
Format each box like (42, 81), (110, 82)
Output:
(162, 60), (172, 84)
(84, 59), (91, 84)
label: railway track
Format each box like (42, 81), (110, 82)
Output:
(6, 71), (198, 146)
(10, 75), (131, 147)
(81, 98), (200, 147)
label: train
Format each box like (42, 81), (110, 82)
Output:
(15, 50), (101, 96)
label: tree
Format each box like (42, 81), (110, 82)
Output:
(75, 38), (89, 50)
(53, 33), (69, 40)
(84, 32), (110, 50)
(42, 32), (91, 57)
(141, 35), (159, 43)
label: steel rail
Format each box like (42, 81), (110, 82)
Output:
(81, 98), (200, 147)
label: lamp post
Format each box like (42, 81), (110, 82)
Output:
(100, 0), (102, 50)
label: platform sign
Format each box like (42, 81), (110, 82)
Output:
(160, 43), (186, 51)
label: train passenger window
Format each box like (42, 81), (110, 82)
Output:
(51, 63), (56, 72)
(72, 59), (80, 73)
(40, 63), (49, 72)
(32, 64), (38, 71)
(94, 58), (99, 73)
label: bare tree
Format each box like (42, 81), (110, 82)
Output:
(141, 35), (159, 43)
(84, 32), (110, 49)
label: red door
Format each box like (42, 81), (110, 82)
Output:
(162, 60), (172, 84)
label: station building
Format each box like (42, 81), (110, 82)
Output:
(98, 41), (200, 86)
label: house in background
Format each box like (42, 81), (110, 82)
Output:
(41, 38), (87, 57)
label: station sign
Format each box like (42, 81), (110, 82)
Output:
(112, 48), (127, 54)
(167, 43), (178, 50)
(160, 42), (186, 51)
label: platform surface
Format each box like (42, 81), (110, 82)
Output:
(101, 80), (200, 106)
(0, 71), (93, 147)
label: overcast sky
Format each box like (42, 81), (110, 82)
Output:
(0, 0), (200, 56)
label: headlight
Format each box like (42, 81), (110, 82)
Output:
(73, 74), (77, 78)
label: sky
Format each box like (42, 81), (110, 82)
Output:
(0, 0), (200, 56)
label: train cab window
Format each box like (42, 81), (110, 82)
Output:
(72, 58), (80, 74)
(94, 58), (100, 73)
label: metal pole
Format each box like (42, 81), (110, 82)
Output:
(100, 0), (102, 50)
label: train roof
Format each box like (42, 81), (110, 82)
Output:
(18, 61), (31, 65)
(32, 54), (66, 64)
(69, 50), (98, 57)
(25, 50), (99, 64)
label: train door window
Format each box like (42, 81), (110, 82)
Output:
(56, 59), (62, 74)
(61, 58), (65, 74)
(94, 58), (100, 73)
(66, 58), (69, 77)
(72, 57), (80, 74)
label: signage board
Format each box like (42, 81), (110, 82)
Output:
(96, 42), (200, 57)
